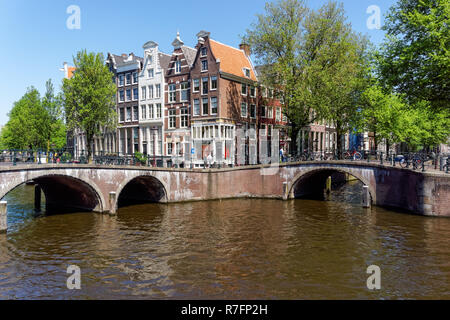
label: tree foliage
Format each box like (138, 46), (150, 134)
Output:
(62, 50), (117, 158)
(244, 0), (369, 153)
(356, 84), (450, 151)
(0, 82), (67, 150)
(377, 0), (449, 111)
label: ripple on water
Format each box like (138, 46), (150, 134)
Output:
(0, 183), (450, 299)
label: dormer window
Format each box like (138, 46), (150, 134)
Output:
(201, 47), (207, 57)
(244, 68), (251, 78)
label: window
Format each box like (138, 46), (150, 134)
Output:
(168, 143), (173, 155)
(250, 104), (256, 119)
(202, 98), (209, 115)
(126, 89), (131, 101)
(181, 82), (189, 102)
(201, 60), (208, 71)
(261, 106), (266, 118)
(133, 106), (138, 121)
(267, 106), (273, 118)
(211, 97), (218, 115)
(262, 87), (267, 98)
(147, 55), (153, 64)
(244, 68), (251, 78)
(169, 109), (176, 129)
(133, 88), (139, 100)
(269, 89), (274, 98)
(211, 76), (217, 90)
(201, 47), (207, 56)
(180, 108), (188, 128)
(175, 61), (181, 74)
(241, 103), (247, 117)
(193, 79), (200, 92)
(126, 107), (132, 121)
(119, 108), (124, 122)
(119, 75), (124, 86)
(194, 99), (200, 116)
(119, 90), (124, 102)
(241, 83), (247, 95)
(126, 73), (131, 85)
(148, 69), (154, 78)
(148, 85), (154, 99)
(141, 105), (146, 119)
(202, 77), (208, 95)
(141, 87), (146, 100)
(250, 86), (256, 97)
(149, 104), (154, 119)
(276, 107), (281, 121)
(156, 104), (162, 118)
(133, 72), (138, 83)
(169, 84), (176, 103)
(155, 84), (161, 98)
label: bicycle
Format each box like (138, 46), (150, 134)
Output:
(343, 149), (362, 161)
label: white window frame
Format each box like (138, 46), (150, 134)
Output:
(211, 97), (218, 115)
(193, 99), (200, 116)
(193, 79), (200, 92)
(210, 76), (218, 91)
(169, 109), (176, 129)
(241, 83), (247, 96)
(168, 84), (176, 103)
(241, 102), (248, 118)
(201, 60), (208, 72)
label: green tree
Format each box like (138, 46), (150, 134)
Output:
(0, 87), (49, 149)
(244, 0), (369, 154)
(356, 84), (450, 152)
(62, 50), (117, 159)
(41, 79), (67, 149)
(377, 0), (450, 111)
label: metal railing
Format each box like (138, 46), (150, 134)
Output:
(0, 148), (449, 173)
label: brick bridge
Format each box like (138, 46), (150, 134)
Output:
(0, 162), (449, 230)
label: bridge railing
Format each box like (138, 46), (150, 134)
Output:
(1, 148), (449, 173)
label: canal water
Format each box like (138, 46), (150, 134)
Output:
(0, 182), (449, 300)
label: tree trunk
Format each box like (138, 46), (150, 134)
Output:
(290, 123), (300, 156)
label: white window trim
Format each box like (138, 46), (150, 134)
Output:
(241, 102), (248, 118)
(241, 83), (247, 96)
(193, 79), (200, 93)
(201, 60), (208, 72)
(210, 97), (218, 115)
(210, 76), (218, 91)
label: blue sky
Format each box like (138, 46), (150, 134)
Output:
(0, 0), (396, 125)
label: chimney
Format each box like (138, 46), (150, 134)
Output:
(121, 53), (127, 58)
(240, 43), (251, 57)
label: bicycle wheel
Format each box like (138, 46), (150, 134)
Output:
(398, 158), (407, 168)
(354, 152), (362, 161)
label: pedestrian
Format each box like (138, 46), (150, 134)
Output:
(207, 153), (213, 168)
(279, 148), (284, 163)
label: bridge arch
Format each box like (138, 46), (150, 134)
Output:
(0, 173), (106, 213)
(286, 166), (375, 204)
(115, 174), (168, 210)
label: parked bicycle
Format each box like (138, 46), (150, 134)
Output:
(343, 149), (362, 161)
